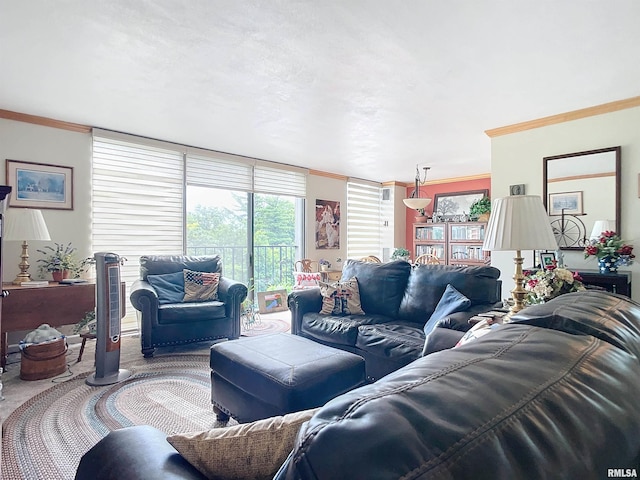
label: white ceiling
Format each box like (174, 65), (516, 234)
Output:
(2, 1), (640, 183)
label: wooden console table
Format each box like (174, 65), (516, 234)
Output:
(574, 269), (632, 298)
(1, 281), (125, 368)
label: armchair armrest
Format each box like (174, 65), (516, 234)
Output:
(218, 277), (248, 339)
(288, 288), (322, 335)
(130, 279), (159, 312)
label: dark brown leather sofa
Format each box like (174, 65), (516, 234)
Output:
(76, 291), (640, 479)
(129, 255), (247, 357)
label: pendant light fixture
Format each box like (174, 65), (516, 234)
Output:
(403, 165), (432, 211)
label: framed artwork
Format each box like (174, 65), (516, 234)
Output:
(433, 190), (488, 220)
(315, 199), (340, 249)
(548, 191), (583, 216)
(6, 159), (73, 210)
(257, 290), (288, 314)
(540, 252), (557, 268)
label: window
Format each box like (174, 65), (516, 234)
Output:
(346, 179), (382, 260)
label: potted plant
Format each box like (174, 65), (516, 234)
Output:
(319, 259), (331, 271)
(584, 230), (635, 273)
(36, 242), (87, 282)
(391, 247), (411, 262)
(469, 196), (491, 222)
(414, 208), (429, 224)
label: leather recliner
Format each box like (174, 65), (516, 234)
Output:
(130, 254), (247, 357)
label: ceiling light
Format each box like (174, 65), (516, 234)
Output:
(403, 165), (432, 211)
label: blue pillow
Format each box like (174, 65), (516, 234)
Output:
(147, 271), (185, 304)
(423, 284), (471, 335)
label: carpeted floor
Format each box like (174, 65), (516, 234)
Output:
(0, 311), (290, 479)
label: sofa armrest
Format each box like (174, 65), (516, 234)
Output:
(130, 279), (159, 312)
(422, 327), (465, 355)
(75, 425), (206, 480)
(288, 288), (322, 335)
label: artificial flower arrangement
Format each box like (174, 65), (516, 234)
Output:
(583, 230), (634, 266)
(523, 264), (586, 305)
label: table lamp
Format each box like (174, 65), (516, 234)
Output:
(482, 195), (558, 320)
(4, 208), (51, 284)
(589, 220), (615, 240)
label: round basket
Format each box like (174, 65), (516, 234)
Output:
(20, 337), (68, 381)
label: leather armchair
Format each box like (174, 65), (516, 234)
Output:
(130, 255), (247, 357)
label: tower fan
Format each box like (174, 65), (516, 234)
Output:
(86, 252), (132, 386)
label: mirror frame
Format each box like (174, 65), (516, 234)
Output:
(543, 146), (621, 251)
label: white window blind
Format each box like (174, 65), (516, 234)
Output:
(346, 179), (382, 259)
(186, 148), (307, 198)
(92, 131), (185, 328)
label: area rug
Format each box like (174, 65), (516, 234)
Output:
(241, 313), (290, 337)
(2, 354), (233, 480)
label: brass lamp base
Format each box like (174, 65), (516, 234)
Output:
(503, 250), (526, 323)
(12, 240), (32, 285)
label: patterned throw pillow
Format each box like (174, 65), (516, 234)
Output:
(183, 269), (220, 302)
(319, 277), (364, 315)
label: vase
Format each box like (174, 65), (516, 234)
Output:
(414, 215), (429, 224)
(598, 256), (618, 274)
(52, 270), (70, 282)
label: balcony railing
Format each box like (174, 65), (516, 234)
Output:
(186, 245), (298, 293)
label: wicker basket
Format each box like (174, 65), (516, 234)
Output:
(20, 337), (68, 381)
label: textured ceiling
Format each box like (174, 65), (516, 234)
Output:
(2, 1), (640, 183)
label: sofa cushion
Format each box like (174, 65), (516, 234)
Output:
(184, 269), (220, 302)
(340, 259), (411, 317)
(293, 271), (322, 290)
(301, 312), (392, 347)
(147, 271), (185, 304)
(424, 284), (471, 335)
(398, 264), (501, 324)
(158, 301), (226, 325)
(319, 277), (364, 315)
(167, 408), (318, 480)
(356, 322), (425, 366)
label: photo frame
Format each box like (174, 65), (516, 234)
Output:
(6, 159), (73, 210)
(539, 252), (557, 268)
(315, 199), (340, 249)
(433, 189), (488, 220)
(548, 191), (583, 216)
(257, 290), (288, 314)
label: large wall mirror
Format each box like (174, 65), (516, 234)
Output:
(543, 146), (621, 250)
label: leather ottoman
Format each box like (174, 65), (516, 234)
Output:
(210, 333), (366, 423)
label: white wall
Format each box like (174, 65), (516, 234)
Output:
(490, 106), (640, 299)
(0, 119), (92, 282)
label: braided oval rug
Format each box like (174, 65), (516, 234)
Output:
(2, 354), (234, 480)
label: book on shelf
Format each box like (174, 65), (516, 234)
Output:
(19, 280), (49, 288)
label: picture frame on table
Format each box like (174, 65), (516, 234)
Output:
(547, 191), (583, 216)
(6, 159), (73, 210)
(257, 290), (288, 314)
(433, 189), (489, 220)
(540, 252), (557, 268)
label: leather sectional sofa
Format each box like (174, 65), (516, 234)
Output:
(289, 259), (503, 380)
(76, 291), (640, 479)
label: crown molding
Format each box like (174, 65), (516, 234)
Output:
(0, 109), (91, 133)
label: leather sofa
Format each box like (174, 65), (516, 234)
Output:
(130, 255), (247, 357)
(76, 291), (640, 479)
(289, 259), (502, 380)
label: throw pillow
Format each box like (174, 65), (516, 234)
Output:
(423, 284), (471, 335)
(183, 269), (220, 302)
(293, 271), (322, 289)
(147, 271), (185, 304)
(319, 277), (364, 315)
(167, 408), (319, 480)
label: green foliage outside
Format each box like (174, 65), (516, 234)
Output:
(186, 191), (297, 294)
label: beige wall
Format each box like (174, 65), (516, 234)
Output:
(490, 105), (640, 299)
(0, 119), (92, 282)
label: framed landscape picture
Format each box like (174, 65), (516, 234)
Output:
(433, 189), (488, 220)
(6, 159), (73, 210)
(548, 191), (583, 216)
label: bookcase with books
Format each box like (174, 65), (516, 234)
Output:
(413, 221), (489, 266)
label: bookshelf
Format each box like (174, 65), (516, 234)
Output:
(413, 221), (489, 266)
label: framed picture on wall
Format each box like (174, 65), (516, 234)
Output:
(315, 199), (340, 249)
(6, 159), (74, 210)
(433, 190), (488, 220)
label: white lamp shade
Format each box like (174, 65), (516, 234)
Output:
(482, 195), (558, 251)
(403, 198), (432, 210)
(4, 209), (51, 241)
(589, 220), (615, 240)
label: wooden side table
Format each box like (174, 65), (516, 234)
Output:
(574, 269), (632, 298)
(320, 270), (341, 283)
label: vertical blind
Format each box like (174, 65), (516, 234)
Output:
(346, 179), (382, 259)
